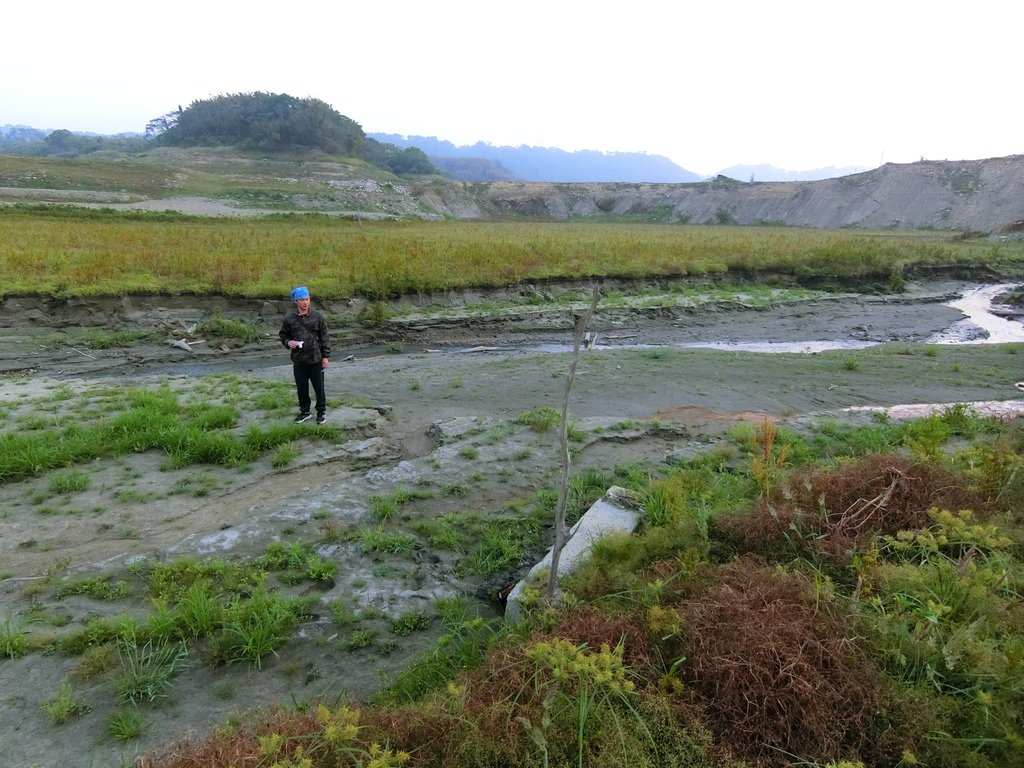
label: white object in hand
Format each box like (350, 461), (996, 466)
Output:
(295, 341), (304, 348)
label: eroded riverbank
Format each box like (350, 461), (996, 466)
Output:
(3, 277), (1020, 381)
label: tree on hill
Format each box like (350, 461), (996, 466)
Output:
(152, 92), (436, 177)
(363, 138), (434, 175)
(157, 92), (365, 156)
(429, 156), (516, 182)
(145, 107), (182, 140)
(4, 129), (146, 158)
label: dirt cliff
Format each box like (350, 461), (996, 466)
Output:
(451, 155), (1024, 231)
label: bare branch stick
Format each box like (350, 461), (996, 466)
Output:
(546, 283), (602, 597)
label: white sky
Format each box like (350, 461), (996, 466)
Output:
(4, 0), (1021, 176)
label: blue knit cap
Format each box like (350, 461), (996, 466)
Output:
(290, 286), (310, 300)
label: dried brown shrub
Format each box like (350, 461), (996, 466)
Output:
(354, 633), (546, 766)
(723, 453), (988, 561)
(137, 706), (320, 768)
(638, 555), (712, 602)
(360, 701), (463, 767)
(365, 606), (664, 766)
(677, 556), (880, 766)
(549, 606), (658, 678)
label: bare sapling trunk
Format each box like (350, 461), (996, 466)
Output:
(546, 284), (602, 597)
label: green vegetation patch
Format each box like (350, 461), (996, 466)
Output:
(0, 379), (343, 484)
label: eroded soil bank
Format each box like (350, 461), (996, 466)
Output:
(1, 278), (1022, 768)
(3, 275), (1020, 380)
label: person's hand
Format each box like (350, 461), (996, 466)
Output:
(321, 358), (330, 370)
(287, 340), (298, 349)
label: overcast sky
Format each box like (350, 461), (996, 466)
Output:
(4, 1), (1020, 176)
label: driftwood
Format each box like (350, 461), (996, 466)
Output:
(167, 338), (207, 352)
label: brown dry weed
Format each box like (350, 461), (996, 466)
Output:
(676, 556), (880, 765)
(724, 453), (988, 561)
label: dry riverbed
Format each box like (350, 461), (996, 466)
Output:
(1, 278), (1022, 768)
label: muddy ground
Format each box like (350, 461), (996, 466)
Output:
(1, 278), (1023, 768)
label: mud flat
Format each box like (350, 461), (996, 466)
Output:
(1, 280), (1022, 768)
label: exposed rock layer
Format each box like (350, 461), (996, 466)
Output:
(458, 156), (1024, 231)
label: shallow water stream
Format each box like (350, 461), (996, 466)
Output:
(528, 282), (1024, 355)
(927, 282), (1024, 344)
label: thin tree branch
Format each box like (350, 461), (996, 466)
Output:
(546, 283), (602, 597)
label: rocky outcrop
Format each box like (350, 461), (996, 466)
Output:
(448, 155), (1024, 232)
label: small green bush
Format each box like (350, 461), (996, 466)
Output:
(390, 610), (432, 636)
(108, 708), (146, 741)
(114, 637), (189, 704)
(200, 314), (263, 344)
(41, 679), (90, 725)
(1, 613), (30, 658)
(369, 494), (399, 521)
(514, 406), (561, 432)
(347, 628), (376, 650)
(360, 527), (418, 555)
(54, 575), (131, 601)
(48, 469), (90, 494)
(213, 589), (299, 668)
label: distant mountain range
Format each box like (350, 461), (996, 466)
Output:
(717, 163), (867, 182)
(370, 134), (867, 183)
(369, 133), (704, 183)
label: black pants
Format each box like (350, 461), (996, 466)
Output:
(293, 362), (326, 416)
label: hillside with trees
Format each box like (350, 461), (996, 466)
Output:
(1, 94), (434, 178)
(151, 93), (434, 177)
(0, 124), (145, 157)
(154, 93), (364, 155)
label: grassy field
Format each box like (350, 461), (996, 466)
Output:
(3, 206), (1022, 299)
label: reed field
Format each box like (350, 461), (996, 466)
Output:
(2, 206), (1021, 299)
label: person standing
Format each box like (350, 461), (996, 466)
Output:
(279, 286), (331, 424)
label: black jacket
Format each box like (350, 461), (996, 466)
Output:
(279, 309), (331, 364)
